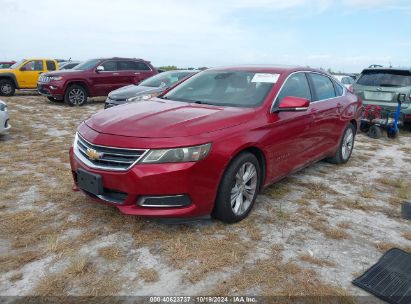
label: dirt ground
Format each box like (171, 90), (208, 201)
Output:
(0, 93), (410, 300)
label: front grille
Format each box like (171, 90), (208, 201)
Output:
(39, 75), (51, 83)
(74, 133), (148, 171)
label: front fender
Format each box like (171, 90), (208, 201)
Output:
(0, 73), (18, 88)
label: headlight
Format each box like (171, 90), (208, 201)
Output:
(50, 76), (63, 81)
(140, 143), (211, 163)
(0, 103), (7, 111)
(127, 93), (158, 102)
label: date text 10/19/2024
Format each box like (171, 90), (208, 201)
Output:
(149, 296), (257, 303)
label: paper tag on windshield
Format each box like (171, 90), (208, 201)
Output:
(251, 73), (280, 83)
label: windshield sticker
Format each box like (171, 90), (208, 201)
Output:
(251, 73), (280, 83)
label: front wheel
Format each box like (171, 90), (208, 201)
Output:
(0, 79), (15, 96)
(64, 85), (88, 106)
(212, 152), (261, 223)
(326, 123), (355, 164)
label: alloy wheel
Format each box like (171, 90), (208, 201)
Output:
(341, 128), (354, 160)
(68, 89), (85, 105)
(230, 162), (258, 216)
(1, 84), (12, 95)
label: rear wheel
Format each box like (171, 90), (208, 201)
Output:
(0, 79), (15, 96)
(368, 125), (382, 139)
(326, 123), (355, 164)
(64, 85), (87, 106)
(212, 152), (261, 223)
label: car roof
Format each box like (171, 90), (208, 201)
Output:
(361, 66), (411, 73)
(92, 57), (149, 62)
(207, 65), (327, 74)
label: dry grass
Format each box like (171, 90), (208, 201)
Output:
(359, 187), (375, 199)
(139, 268), (159, 283)
(98, 246), (124, 261)
(403, 232), (411, 241)
(299, 254), (336, 267)
(65, 257), (91, 277)
(264, 181), (291, 199)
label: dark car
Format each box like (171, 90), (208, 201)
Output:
(58, 61), (81, 70)
(104, 70), (198, 108)
(353, 67), (411, 122)
(37, 58), (157, 106)
(70, 65), (362, 223)
(0, 61), (16, 69)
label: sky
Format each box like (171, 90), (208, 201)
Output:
(1, 0), (411, 73)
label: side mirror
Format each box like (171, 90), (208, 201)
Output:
(277, 96), (310, 112)
(96, 66), (105, 73)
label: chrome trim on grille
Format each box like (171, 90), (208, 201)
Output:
(73, 133), (149, 171)
(39, 75), (52, 83)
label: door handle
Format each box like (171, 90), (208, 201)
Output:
(113, 73), (119, 75)
(134, 72), (140, 75)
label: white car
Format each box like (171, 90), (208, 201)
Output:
(333, 74), (355, 89)
(0, 100), (10, 134)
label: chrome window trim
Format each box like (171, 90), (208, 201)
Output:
(270, 71), (346, 112)
(73, 133), (149, 172)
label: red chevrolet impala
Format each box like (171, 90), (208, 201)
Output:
(69, 66), (362, 223)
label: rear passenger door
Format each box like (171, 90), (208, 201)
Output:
(117, 60), (142, 87)
(307, 72), (345, 154)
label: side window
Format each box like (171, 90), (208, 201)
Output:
(276, 72), (311, 104)
(341, 77), (350, 85)
(135, 62), (151, 71)
(101, 61), (118, 71)
(21, 60), (44, 71)
(309, 73), (336, 101)
(46, 60), (56, 71)
(118, 60), (139, 71)
(333, 80), (344, 96)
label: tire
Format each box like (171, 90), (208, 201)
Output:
(368, 125), (382, 139)
(212, 152), (261, 223)
(47, 96), (63, 102)
(387, 128), (399, 139)
(64, 85), (87, 106)
(326, 123), (356, 164)
(360, 121), (370, 133)
(0, 79), (15, 96)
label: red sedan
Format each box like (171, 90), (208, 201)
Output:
(69, 66), (362, 223)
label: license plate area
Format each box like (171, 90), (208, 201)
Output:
(77, 169), (103, 195)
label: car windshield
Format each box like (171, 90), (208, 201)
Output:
(140, 71), (194, 88)
(357, 70), (411, 87)
(10, 59), (25, 69)
(162, 70), (277, 107)
(73, 59), (100, 71)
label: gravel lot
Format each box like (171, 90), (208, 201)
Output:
(0, 93), (410, 300)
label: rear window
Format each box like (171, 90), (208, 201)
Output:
(357, 70), (411, 87)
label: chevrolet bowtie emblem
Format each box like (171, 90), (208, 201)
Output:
(86, 148), (103, 161)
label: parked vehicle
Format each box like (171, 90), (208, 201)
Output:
(69, 66), (362, 223)
(37, 58), (157, 106)
(0, 58), (58, 96)
(105, 70), (198, 108)
(58, 61), (81, 70)
(0, 61), (16, 69)
(353, 67), (411, 123)
(333, 74), (355, 89)
(0, 100), (10, 134)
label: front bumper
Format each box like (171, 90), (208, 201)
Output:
(0, 112), (10, 134)
(37, 82), (64, 99)
(69, 147), (220, 218)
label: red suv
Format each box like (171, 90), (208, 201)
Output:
(69, 66), (362, 223)
(37, 58), (157, 106)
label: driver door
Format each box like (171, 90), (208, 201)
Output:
(16, 60), (45, 88)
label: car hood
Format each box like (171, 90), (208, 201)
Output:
(108, 85), (162, 100)
(42, 69), (85, 77)
(0, 69), (13, 74)
(85, 98), (255, 138)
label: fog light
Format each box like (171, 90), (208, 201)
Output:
(50, 86), (57, 90)
(137, 195), (191, 207)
